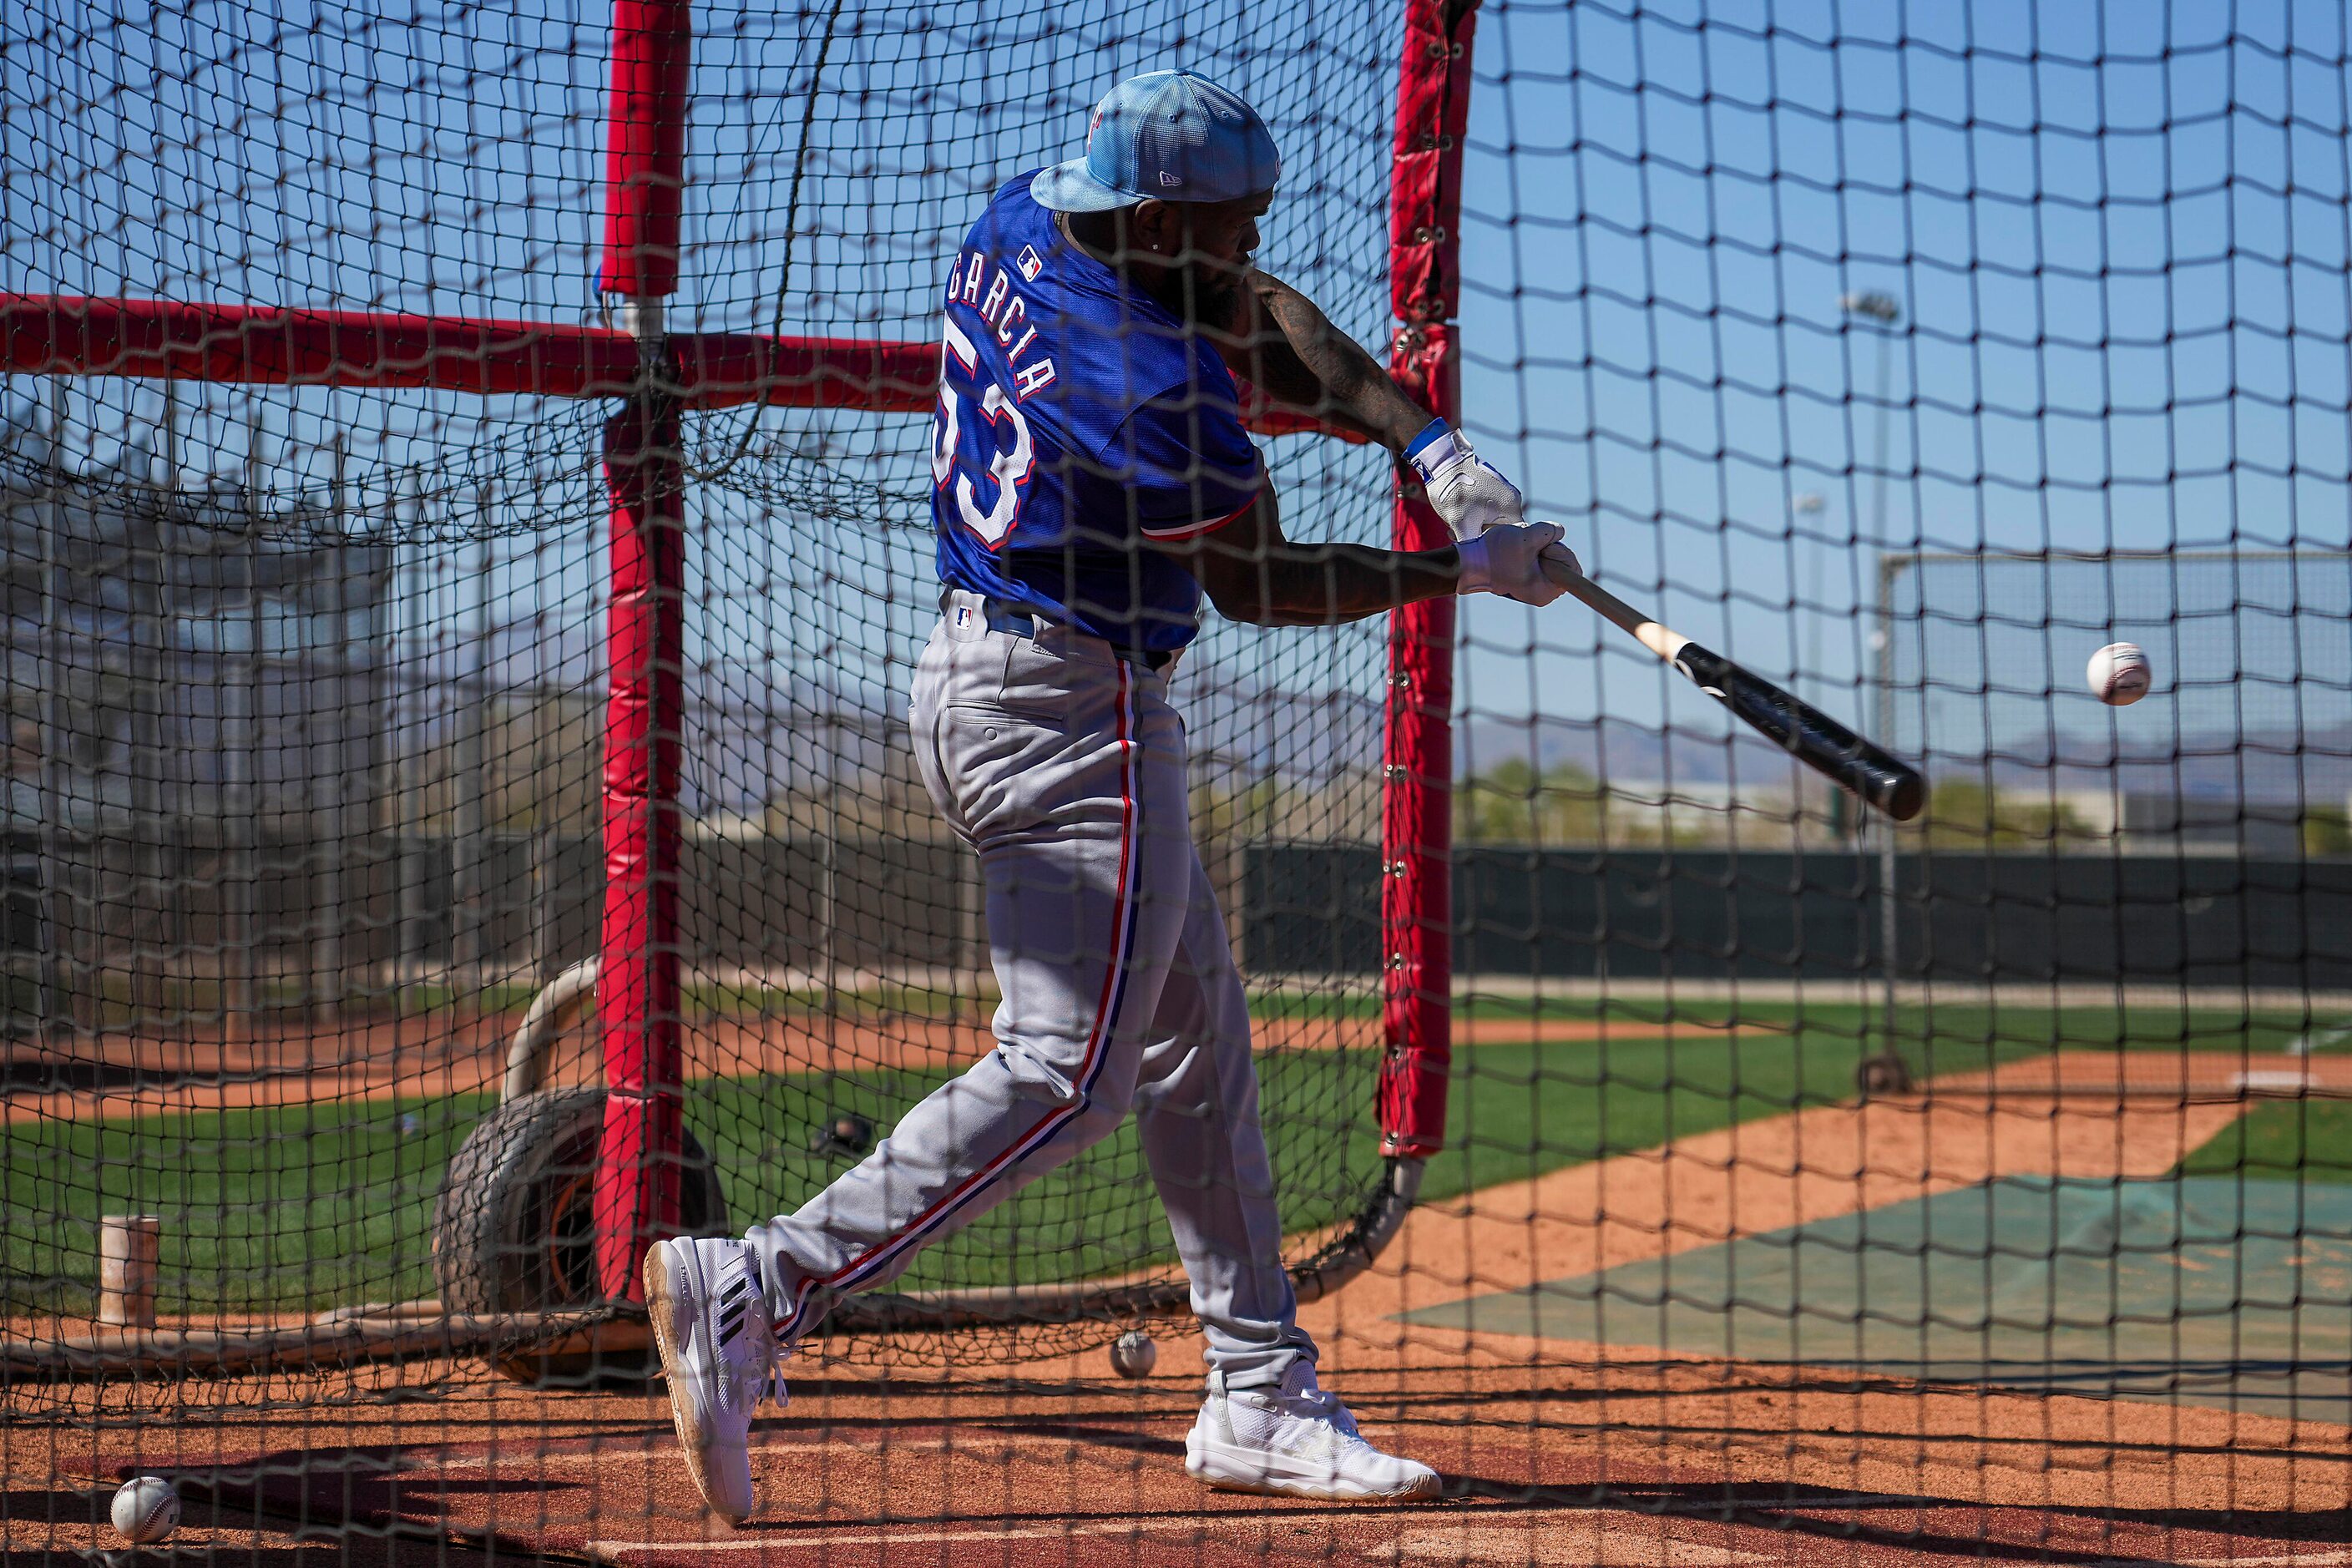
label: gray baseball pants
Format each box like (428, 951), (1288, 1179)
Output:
(745, 590), (1313, 1388)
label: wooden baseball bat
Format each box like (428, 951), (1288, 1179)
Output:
(1538, 545), (1927, 822)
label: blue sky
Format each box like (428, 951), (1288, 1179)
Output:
(8, 0), (2350, 783)
(1452, 0), (2352, 761)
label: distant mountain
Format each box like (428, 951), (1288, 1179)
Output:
(1454, 708), (2352, 807)
(1455, 711), (1808, 793)
(393, 610), (2352, 813)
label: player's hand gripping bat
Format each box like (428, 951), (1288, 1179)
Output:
(1536, 544), (1927, 822)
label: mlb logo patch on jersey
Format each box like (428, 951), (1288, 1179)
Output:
(1016, 245), (1044, 282)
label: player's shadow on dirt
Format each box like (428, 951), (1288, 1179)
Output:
(225, 1447), (589, 1519)
(1443, 1473), (2352, 1563)
(1, 1485), (476, 1566)
(0, 1483), (112, 1522)
(48, 1550), (397, 1568)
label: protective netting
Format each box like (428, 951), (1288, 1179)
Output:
(1877, 549), (2352, 999)
(1889, 550), (2352, 815)
(2, 0), (1403, 1402)
(7, 1), (2352, 1558)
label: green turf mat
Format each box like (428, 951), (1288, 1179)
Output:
(1403, 1175), (2352, 1424)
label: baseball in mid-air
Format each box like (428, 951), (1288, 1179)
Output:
(110, 1476), (180, 1544)
(1108, 1329), (1157, 1379)
(2086, 642), (2152, 706)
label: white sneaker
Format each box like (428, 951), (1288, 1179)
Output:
(1185, 1363), (1439, 1502)
(643, 1237), (783, 1524)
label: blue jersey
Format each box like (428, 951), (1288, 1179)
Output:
(928, 175), (1264, 654)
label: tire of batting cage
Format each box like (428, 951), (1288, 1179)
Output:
(432, 1085), (729, 1388)
(499, 967), (1424, 1335)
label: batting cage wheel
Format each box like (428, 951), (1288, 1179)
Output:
(493, 964), (1426, 1338)
(432, 1086), (729, 1388)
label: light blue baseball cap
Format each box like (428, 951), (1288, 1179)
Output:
(1031, 70), (1280, 213)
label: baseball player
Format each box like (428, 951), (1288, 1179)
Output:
(645, 69), (1571, 1519)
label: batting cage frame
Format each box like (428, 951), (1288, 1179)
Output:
(0, 0), (1479, 1380)
(13, 8), (2352, 1563)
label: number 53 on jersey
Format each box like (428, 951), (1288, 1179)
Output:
(930, 316), (1038, 548)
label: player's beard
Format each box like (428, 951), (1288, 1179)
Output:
(1176, 257), (1248, 327)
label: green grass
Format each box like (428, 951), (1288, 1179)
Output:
(1419, 1030), (1884, 1206)
(2, 1095), (490, 1315)
(7, 999), (2340, 1313)
(2177, 1100), (2352, 1185)
(16, 1039), (1815, 1313)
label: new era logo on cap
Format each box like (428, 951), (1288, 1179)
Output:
(1158, 170), (1181, 187)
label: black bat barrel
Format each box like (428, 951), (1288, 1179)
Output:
(1670, 644), (1928, 822)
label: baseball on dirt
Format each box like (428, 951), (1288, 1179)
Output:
(110, 1476), (180, 1544)
(1108, 1329), (1157, 1378)
(2086, 642), (2152, 706)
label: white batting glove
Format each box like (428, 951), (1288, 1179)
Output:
(1405, 421), (1524, 539)
(1455, 520), (1571, 606)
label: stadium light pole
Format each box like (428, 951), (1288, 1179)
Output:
(1791, 490), (1835, 841)
(1842, 289), (1906, 1090)
(1841, 292), (1901, 676)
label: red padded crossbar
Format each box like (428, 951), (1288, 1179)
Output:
(0, 295), (936, 412)
(0, 295), (1363, 442)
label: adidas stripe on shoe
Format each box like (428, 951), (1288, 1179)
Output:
(644, 1237), (783, 1524)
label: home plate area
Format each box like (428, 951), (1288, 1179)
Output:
(58, 1360), (2349, 1568)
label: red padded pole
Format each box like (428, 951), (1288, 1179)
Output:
(1377, 0), (1479, 1159)
(593, 0), (691, 1302)
(594, 392), (687, 1299)
(597, 0), (693, 299)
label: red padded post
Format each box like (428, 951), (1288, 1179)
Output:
(597, 0), (693, 300)
(1378, 0), (1479, 1159)
(593, 0), (692, 1302)
(594, 392), (688, 1300)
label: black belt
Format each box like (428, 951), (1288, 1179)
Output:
(952, 593), (1177, 672)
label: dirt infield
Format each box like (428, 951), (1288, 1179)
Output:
(1925, 1048), (2352, 1099)
(1, 1010), (1768, 1123)
(18, 1051), (2348, 1564)
(32, 1381), (2349, 1568)
(0, 1474), (503, 1566)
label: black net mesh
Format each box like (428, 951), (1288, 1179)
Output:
(7, 2), (2352, 1559)
(1, 0), (1403, 1404)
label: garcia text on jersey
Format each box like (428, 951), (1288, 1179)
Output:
(945, 249), (1057, 402)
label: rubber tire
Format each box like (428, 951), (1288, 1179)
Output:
(432, 1085), (729, 1388)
